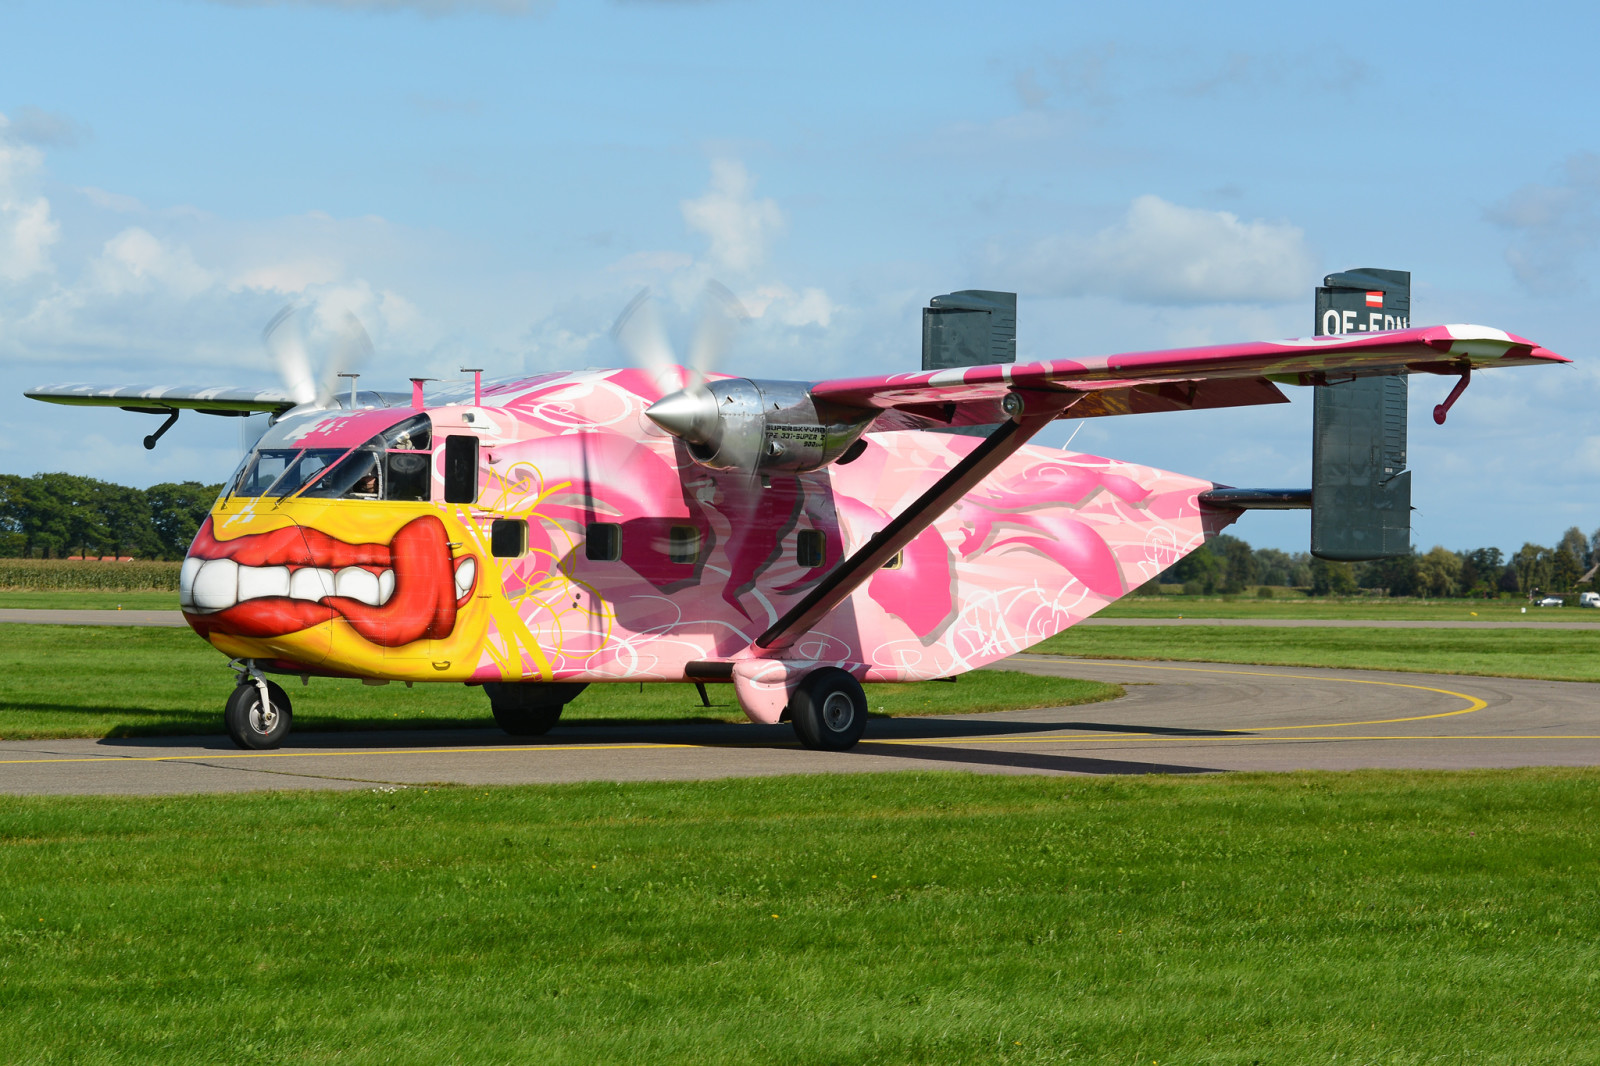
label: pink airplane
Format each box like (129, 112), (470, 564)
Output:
(25, 278), (1565, 751)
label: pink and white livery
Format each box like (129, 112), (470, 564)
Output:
(27, 296), (1566, 751)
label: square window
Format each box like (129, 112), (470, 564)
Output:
(491, 518), (526, 558)
(882, 550), (904, 571)
(668, 525), (699, 564)
(796, 529), (825, 569)
(586, 522), (621, 561)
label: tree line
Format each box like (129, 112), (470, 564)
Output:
(0, 473), (221, 561)
(1161, 528), (1600, 598)
(4, 469), (1597, 598)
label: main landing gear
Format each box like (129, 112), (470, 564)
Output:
(225, 662), (292, 750)
(788, 667), (869, 751)
(483, 681), (589, 737)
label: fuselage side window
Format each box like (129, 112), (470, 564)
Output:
(796, 529), (825, 569)
(491, 519), (527, 558)
(585, 522), (621, 562)
(668, 526), (699, 564)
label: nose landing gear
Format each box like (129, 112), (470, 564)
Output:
(225, 660), (293, 749)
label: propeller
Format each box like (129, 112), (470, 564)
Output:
(611, 280), (748, 394)
(262, 303), (376, 409)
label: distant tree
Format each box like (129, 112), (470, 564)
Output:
(1458, 547), (1504, 595)
(1498, 562), (1521, 595)
(1557, 526), (1587, 565)
(1310, 558), (1357, 596)
(1172, 543), (1222, 594)
(1415, 546), (1463, 598)
(1552, 540), (1584, 592)
(1358, 551), (1419, 597)
(1512, 543), (1553, 597)
(1211, 534), (1256, 593)
(92, 481), (160, 559)
(1253, 547), (1296, 587)
(147, 482), (220, 559)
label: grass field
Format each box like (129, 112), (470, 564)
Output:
(3, 769), (1597, 1063)
(0, 590), (179, 609)
(0, 623), (1119, 740)
(1100, 594), (1569, 623)
(1039, 624), (1600, 682)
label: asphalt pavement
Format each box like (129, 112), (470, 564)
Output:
(4, 656), (1598, 795)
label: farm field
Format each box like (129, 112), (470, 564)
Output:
(1039, 624), (1600, 682)
(3, 769), (1597, 1063)
(0, 624), (1118, 740)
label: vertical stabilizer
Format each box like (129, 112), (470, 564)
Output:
(922, 290), (1016, 371)
(1310, 268), (1411, 560)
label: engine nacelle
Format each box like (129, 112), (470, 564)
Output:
(646, 378), (874, 475)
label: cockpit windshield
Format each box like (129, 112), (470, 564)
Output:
(227, 414), (434, 503)
(232, 449), (347, 498)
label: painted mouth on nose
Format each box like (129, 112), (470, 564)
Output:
(182, 515), (477, 646)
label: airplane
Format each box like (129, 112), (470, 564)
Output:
(24, 271), (1566, 752)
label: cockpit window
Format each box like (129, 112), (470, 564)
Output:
(228, 415), (435, 503)
(231, 448), (347, 498)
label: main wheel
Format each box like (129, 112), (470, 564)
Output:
(484, 681), (588, 737)
(789, 668), (868, 751)
(225, 678), (292, 750)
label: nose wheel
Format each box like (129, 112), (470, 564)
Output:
(225, 666), (292, 749)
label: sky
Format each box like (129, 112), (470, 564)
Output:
(1, 0), (1596, 554)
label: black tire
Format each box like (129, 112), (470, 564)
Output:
(484, 681), (587, 737)
(789, 668), (868, 751)
(225, 679), (292, 750)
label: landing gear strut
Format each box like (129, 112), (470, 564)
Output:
(225, 661), (292, 749)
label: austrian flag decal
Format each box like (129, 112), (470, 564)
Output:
(1366, 291), (1384, 308)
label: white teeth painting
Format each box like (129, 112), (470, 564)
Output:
(454, 557), (476, 600)
(179, 558), (394, 614)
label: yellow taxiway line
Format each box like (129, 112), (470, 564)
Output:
(0, 661), (1551, 767)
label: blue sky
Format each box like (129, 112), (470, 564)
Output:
(1, 0), (1595, 554)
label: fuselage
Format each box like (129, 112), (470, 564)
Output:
(181, 368), (1226, 686)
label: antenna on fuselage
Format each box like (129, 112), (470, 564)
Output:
(337, 372), (360, 410)
(409, 378), (436, 410)
(460, 368), (483, 407)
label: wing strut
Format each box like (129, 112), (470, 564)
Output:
(754, 389), (1078, 653)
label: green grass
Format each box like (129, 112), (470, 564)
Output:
(2, 770), (1598, 1063)
(0, 590), (179, 609)
(1038, 624), (1600, 681)
(0, 624), (1119, 740)
(1100, 593), (1563, 622)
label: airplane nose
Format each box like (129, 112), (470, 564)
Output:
(645, 386), (719, 445)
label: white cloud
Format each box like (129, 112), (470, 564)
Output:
(1007, 194), (1315, 305)
(90, 228), (214, 298)
(680, 159), (784, 273)
(742, 283), (832, 328)
(1486, 153), (1600, 295)
(79, 186), (147, 213)
(230, 258), (344, 294)
(0, 116), (60, 281)
(8, 107), (89, 148)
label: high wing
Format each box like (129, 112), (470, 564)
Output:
(754, 324), (1566, 651)
(811, 324), (1567, 429)
(25, 383), (299, 416)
